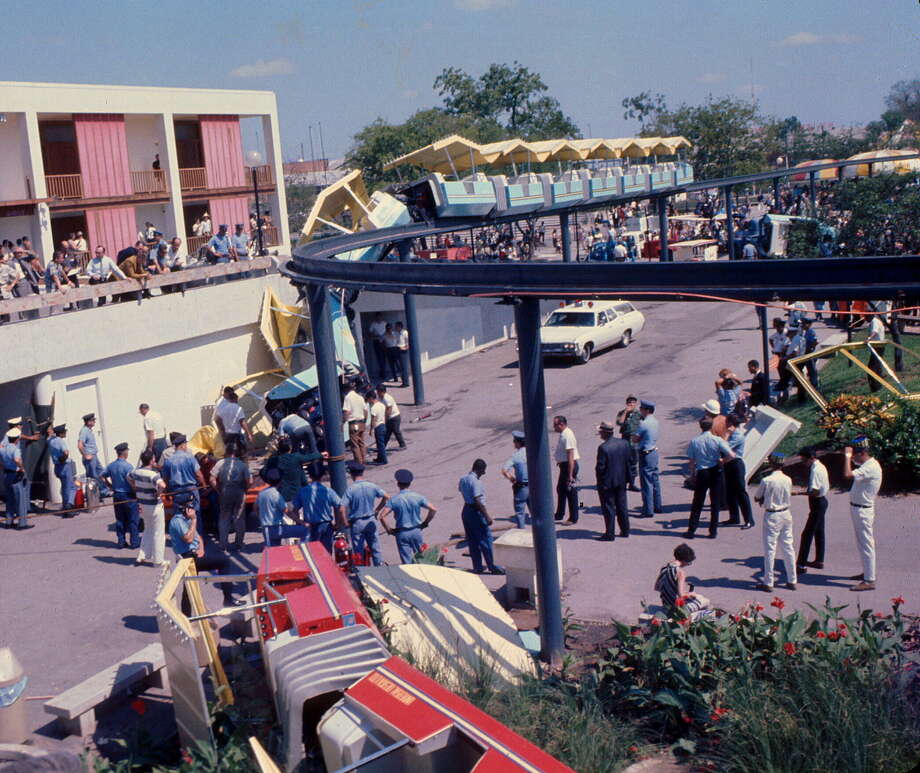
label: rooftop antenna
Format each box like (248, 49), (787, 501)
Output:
(749, 57), (756, 106)
(299, 142), (305, 163)
(308, 124), (317, 186)
(318, 121), (329, 186)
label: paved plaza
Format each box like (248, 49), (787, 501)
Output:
(2, 299), (917, 736)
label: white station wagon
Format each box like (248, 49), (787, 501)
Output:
(540, 300), (645, 364)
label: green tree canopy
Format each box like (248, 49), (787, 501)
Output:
(884, 79), (920, 123)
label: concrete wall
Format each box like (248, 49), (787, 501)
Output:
(0, 113), (30, 200)
(0, 215), (40, 250)
(124, 115), (162, 171)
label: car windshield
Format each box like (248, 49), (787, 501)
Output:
(546, 312), (595, 327)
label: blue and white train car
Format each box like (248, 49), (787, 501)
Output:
(491, 173), (549, 214)
(423, 172), (497, 218)
(586, 168), (624, 202)
(621, 164), (652, 196)
(545, 170), (590, 210)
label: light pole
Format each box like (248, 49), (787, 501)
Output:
(246, 150), (266, 256)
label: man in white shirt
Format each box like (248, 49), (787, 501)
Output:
(368, 313), (388, 382)
(552, 415), (580, 524)
(395, 321), (411, 388)
(86, 245), (127, 307)
(164, 237), (186, 270)
(342, 380), (367, 465)
(366, 390), (388, 464)
(866, 312), (887, 393)
(138, 403), (168, 459)
(754, 452), (796, 592)
(376, 385), (405, 449)
(842, 436), (883, 591)
(793, 446), (830, 574)
(215, 387), (252, 451)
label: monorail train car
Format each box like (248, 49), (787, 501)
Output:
(491, 172), (549, 214)
(586, 167), (624, 200)
(254, 543), (575, 773)
(417, 173), (498, 218)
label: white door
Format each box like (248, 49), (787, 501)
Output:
(64, 379), (107, 467)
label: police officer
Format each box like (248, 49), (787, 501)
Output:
(78, 413), (111, 497)
(161, 434), (206, 516)
(685, 417), (735, 539)
(342, 462), (389, 565)
(379, 469), (437, 564)
(258, 467), (307, 545)
(801, 318), (820, 392)
(290, 466), (345, 552)
(458, 459), (504, 575)
(500, 431), (529, 528)
(632, 400), (662, 518)
(1, 427), (29, 529)
(49, 424), (76, 515)
(615, 395), (642, 491)
(102, 442), (140, 548)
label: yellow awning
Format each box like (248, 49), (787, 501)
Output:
(525, 139), (570, 161)
(479, 138), (541, 165)
(299, 169), (370, 241)
(571, 138), (618, 159)
(382, 134), (490, 174)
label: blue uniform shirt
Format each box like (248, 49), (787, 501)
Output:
(501, 448), (528, 484)
(207, 233), (232, 258)
(78, 425), (97, 456)
(458, 471), (485, 505)
(162, 450), (200, 489)
(728, 428), (746, 456)
(104, 458), (134, 493)
(804, 327), (818, 352)
(257, 486), (288, 527)
(168, 512), (199, 557)
(278, 414), (309, 435)
(49, 436), (69, 466)
(717, 386), (740, 416)
(388, 490), (429, 530)
(0, 443), (21, 471)
(292, 482), (342, 524)
(634, 415), (660, 451)
(687, 432), (733, 469)
(342, 480), (385, 522)
(231, 234), (249, 257)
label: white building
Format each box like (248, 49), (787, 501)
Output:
(0, 80), (289, 261)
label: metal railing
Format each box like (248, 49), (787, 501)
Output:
(261, 225), (280, 246)
(249, 164), (275, 186)
(131, 170), (168, 195)
(179, 167), (208, 191)
(46, 174), (83, 199)
(186, 235), (209, 255)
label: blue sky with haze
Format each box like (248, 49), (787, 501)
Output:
(6, 0), (916, 160)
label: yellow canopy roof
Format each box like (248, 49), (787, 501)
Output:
(382, 134), (490, 173)
(573, 138), (621, 159)
(479, 138), (537, 165)
(526, 139), (579, 161)
(300, 169), (370, 241)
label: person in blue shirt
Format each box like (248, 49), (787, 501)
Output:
(801, 317), (820, 396)
(161, 434), (206, 514)
(1, 428), (29, 529)
(631, 401), (662, 518)
(48, 424), (76, 513)
(458, 459), (504, 575)
(500, 431), (529, 529)
(257, 468), (308, 547)
(685, 417), (735, 539)
(230, 224), (251, 279)
(290, 466), (344, 552)
(77, 413), (111, 497)
(721, 415), (754, 529)
(277, 412), (318, 455)
(102, 442), (140, 548)
(379, 469), (437, 564)
(168, 493), (240, 611)
(207, 224), (232, 264)
(342, 462), (388, 565)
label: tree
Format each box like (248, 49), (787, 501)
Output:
(884, 79), (920, 123)
(621, 92), (666, 133)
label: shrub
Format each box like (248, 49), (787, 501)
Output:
(816, 393), (897, 438)
(863, 399), (920, 477)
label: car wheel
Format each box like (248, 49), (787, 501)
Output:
(578, 343), (593, 364)
(620, 329), (632, 348)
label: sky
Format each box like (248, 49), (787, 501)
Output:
(4, 0), (916, 161)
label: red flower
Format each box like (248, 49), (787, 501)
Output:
(651, 618), (662, 627)
(874, 611), (886, 619)
(771, 597), (785, 610)
(679, 617), (691, 627)
(681, 712), (693, 724)
(710, 707), (730, 722)
(837, 625), (848, 638)
(755, 603), (764, 612)
(420, 543), (428, 551)
(783, 642), (796, 656)
(730, 614), (740, 623)
(441, 547), (449, 553)
(828, 631), (840, 641)
(891, 596), (905, 607)
(130, 698), (147, 716)
(181, 750), (193, 764)
(816, 631), (827, 638)
(628, 746), (639, 754)
(675, 597), (686, 607)
(631, 627), (641, 636)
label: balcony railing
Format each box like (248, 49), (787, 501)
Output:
(179, 167), (208, 191)
(131, 170), (168, 195)
(46, 174), (83, 199)
(260, 225), (280, 246)
(186, 235), (209, 255)
(248, 164), (275, 186)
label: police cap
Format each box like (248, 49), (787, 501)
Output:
(82, 413), (95, 422)
(640, 400), (655, 411)
(347, 462), (365, 474)
(511, 430), (525, 440)
(53, 424), (67, 435)
(394, 468), (413, 484)
(173, 433), (187, 446)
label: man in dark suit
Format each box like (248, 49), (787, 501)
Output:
(595, 421), (632, 541)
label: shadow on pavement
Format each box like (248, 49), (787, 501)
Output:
(122, 614), (158, 633)
(95, 555), (138, 566)
(74, 537), (119, 549)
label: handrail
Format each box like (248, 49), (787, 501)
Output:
(179, 167), (208, 190)
(130, 169), (168, 194)
(45, 173), (83, 199)
(0, 255), (274, 316)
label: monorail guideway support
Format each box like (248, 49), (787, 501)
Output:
(513, 297), (565, 665)
(559, 212), (572, 263)
(723, 184), (736, 261)
(306, 282), (348, 496)
(397, 241), (426, 405)
(657, 196), (670, 262)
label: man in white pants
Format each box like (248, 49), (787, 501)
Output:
(842, 436), (883, 591)
(754, 452), (797, 592)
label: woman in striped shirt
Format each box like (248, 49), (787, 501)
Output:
(131, 449), (167, 566)
(654, 543), (711, 616)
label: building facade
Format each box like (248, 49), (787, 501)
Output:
(0, 80), (290, 262)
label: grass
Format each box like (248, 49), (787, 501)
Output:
(776, 330), (920, 455)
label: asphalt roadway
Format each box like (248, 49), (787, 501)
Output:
(2, 299), (917, 737)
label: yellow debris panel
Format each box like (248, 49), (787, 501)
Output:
(358, 563), (536, 689)
(300, 169), (370, 241)
(260, 286), (306, 373)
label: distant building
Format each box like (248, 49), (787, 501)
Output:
(0, 80), (290, 261)
(284, 158), (350, 188)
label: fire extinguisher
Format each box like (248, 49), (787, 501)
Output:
(333, 532), (351, 570)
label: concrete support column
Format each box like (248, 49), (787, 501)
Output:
(723, 185), (735, 261)
(305, 282), (348, 496)
(397, 242), (425, 405)
(513, 297), (564, 666)
(657, 196), (669, 262)
(772, 176), (781, 212)
(261, 114), (290, 250)
(34, 373), (59, 502)
(559, 212), (572, 263)
(757, 305), (772, 406)
(156, 113), (185, 249)
(22, 111), (54, 263)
